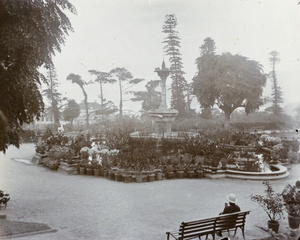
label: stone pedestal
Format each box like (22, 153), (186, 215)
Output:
(57, 162), (78, 175)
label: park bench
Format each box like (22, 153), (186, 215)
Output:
(166, 210), (250, 240)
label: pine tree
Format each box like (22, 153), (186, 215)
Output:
(43, 65), (61, 125)
(268, 51), (284, 115)
(162, 14), (187, 117)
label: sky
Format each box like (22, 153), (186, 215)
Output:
(48, 0), (300, 115)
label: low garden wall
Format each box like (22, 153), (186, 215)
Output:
(204, 164), (289, 180)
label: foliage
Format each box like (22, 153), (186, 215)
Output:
(19, 130), (37, 143)
(42, 157), (60, 170)
(282, 181), (300, 217)
(131, 80), (161, 111)
(268, 51), (283, 116)
(250, 181), (283, 222)
(193, 52), (266, 123)
(63, 99), (80, 127)
(70, 133), (91, 156)
(104, 116), (140, 150)
(35, 142), (47, 154)
(162, 14), (187, 117)
(243, 160), (261, 172)
(66, 74), (89, 126)
(0, 0), (75, 152)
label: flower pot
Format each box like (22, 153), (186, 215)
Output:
(268, 220), (280, 233)
(187, 170), (195, 178)
(115, 173), (123, 182)
(135, 175), (143, 183)
(103, 169), (108, 178)
(155, 172), (163, 181)
(122, 174), (132, 183)
(94, 169), (100, 176)
(86, 168), (93, 175)
(288, 215), (300, 229)
(108, 171), (115, 180)
(79, 167), (85, 175)
(142, 175), (148, 182)
(176, 170), (185, 178)
(148, 173), (155, 182)
(196, 170), (204, 178)
(166, 171), (175, 179)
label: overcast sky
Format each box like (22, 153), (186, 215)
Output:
(49, 0), (300, 114)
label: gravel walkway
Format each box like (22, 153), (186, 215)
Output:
(0, 143), (299, 240)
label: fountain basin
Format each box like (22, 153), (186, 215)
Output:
(204, 164), (289, 180)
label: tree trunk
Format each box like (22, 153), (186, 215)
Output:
(224, 110), (231, 128)
(119, 80), (123, 118)
(100, 82), (104, 121)
(82, 87), (89, 126)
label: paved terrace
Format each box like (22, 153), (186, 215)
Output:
(0, 143), (299, 240)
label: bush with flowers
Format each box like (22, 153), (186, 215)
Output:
(282, 181), (300, 217)
(259, 134), (281, 148)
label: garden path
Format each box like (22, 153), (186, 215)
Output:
(0, 143), (299, 240)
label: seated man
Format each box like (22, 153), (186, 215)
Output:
(217, 193), (241, 237)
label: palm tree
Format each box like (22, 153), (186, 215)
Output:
(66, 73), (89, 126)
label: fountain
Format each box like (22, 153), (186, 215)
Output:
(148, 61), (178, 138)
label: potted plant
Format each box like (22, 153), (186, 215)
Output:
(115, 169), (123, 182)
(122, 170), (132, 183)
(176, 164), (185, 178)
(165, 164), (175, 179)
(186, 164), (195, 178)
(250, 181), (283, 233)
(282, 181), (300, 229)
(92, 160), (101, 176)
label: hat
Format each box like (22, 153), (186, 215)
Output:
(226, 193), (238, 203)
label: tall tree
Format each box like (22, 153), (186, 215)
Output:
(43, 65), (61, 125)
(0, 0), (75, 152)
(195, 37), (217, 118)
(109, 67), (144, 118)
(131, 80), (161, 112)
(199, 37), (216, 56)
(268, 51), (284, 115)
(193, 53), (266, 124)
(162, 14), (187, 117)
(63, 99), (80, 127)
(66, 74), (89, 126)
(88, 70), (116, 109)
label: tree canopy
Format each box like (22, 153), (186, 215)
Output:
(131, 80), (161, 112)
(193, 53), (266, 123)
(63, 99), (80, 127)
(66, 73), (89, 126)
(0, 0), (76, 152)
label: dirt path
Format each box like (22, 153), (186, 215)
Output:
(1, 144), (299, 240)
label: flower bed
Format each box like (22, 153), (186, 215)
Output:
(33, 129), (295, 182)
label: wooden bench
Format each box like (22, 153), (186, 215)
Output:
(166, 210), (250, 240)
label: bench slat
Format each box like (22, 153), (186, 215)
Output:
(166, 211), (250, 240)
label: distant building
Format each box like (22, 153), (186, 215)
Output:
(75, 101), (103, 124)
